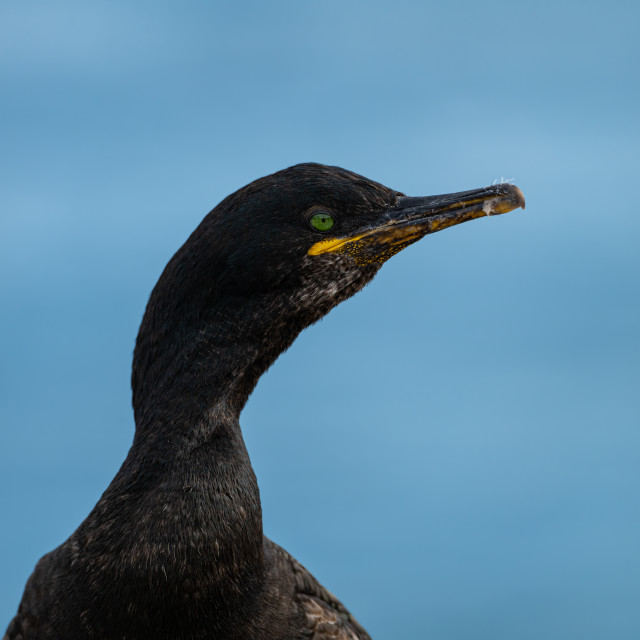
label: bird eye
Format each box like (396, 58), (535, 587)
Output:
(308, 211), (335, 232)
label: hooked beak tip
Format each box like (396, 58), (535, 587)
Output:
(499, 183), (526, 211)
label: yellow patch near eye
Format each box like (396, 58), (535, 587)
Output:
(307, 230), (413, 266)
(307, 224), (423, 259)
(308, 234), (367, 256)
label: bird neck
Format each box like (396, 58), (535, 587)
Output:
(90, 291), (310, 618)
(119, 247), (328, 608)
(131, 292), (305, 443)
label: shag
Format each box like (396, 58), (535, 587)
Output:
(5, 164), (524, 640)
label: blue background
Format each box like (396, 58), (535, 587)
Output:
(1, 1), (638, 637)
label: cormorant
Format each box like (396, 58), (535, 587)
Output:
(4, 163), (525, 640)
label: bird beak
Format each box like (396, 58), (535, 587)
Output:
(308, 183), (526, 266)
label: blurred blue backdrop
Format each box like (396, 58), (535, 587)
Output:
(1, 1), (638, 638)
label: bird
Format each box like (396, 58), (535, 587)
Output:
(4, 163), (525, 640)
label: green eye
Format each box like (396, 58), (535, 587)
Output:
(309, 211), (335, 232)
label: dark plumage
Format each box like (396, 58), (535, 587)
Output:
(4, 163), (524, 640)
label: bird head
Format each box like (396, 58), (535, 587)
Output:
(187, 163), (525, 321)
